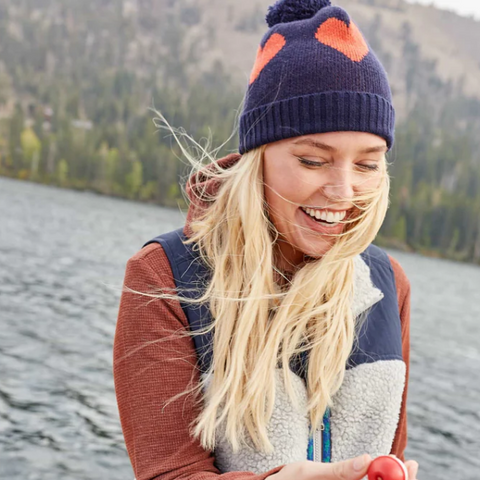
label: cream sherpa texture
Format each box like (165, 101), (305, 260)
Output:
(211, 368), (310, 473)
(330, 359), (406, 462)
(352, 254), (384, 318)
(209, 359), (404, 473)
(204, 254), (404, 473)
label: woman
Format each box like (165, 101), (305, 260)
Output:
(113, 1), (419, 479)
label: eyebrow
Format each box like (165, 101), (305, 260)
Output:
(292, 138), (388, 154)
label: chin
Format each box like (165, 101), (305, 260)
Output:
(293, 232), (334, 259)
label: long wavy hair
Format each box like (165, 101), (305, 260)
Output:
(148, 109), (391, 454)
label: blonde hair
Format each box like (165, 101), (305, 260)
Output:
(151, 110), (391, 454)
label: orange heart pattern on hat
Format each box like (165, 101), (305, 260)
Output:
(315, 18), (369, 62)
(249, 33), (286, 85)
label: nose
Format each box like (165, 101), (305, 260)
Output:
(321, 165), (355, 202)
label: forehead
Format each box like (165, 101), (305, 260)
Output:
(281, 131), (388, 154)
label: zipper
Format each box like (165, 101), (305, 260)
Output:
(313, 424), (323, 462)
(309, 407), (331, 463)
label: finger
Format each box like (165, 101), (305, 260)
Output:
(404, 460), (419, 479)
(327, 454), (372, 480)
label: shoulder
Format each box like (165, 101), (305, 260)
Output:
(387, 254), (411, 301)
(123, 241), (175, 293)
(127, 241), (170, 273)
(362, 243), (394, 272)
(120, 240), (189, 329)
(362, 245), (411, 314)
(128, 241), (167, 267)
(363, 245), (410, 292)
(128, 227), (188, 271)
(386, 254), (411, 332)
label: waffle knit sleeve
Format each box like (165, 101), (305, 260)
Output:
(113, 242), (284, 480)
(387, 254), (412, 463)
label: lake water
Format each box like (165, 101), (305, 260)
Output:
(0, 176), (479, 480)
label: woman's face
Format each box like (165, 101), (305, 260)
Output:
(263, 131), (387, 268)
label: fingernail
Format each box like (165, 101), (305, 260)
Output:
(353, 454), (368, 472)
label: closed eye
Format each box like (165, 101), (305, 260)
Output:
(298, 157), (379, 172)
(297, 157), (327, 168)
(357, 164), (379, 171)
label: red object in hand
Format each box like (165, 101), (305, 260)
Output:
(367, 456), (408, 480)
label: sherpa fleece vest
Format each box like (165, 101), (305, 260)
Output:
(144, 228), (405, 473)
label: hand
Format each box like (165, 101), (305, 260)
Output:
(388, 454), (419, 480)
(404, 459), (419, 480)
(267, 454), (372, 480)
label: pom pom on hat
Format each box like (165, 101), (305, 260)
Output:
(266, 0), (331, 27)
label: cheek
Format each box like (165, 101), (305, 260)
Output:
(264, 158), (299, 208)
(264, 168), (306, 214)
(355, 171), (384, 191)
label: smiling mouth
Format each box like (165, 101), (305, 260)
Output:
(300, 206), (349, 226)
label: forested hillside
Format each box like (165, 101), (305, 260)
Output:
(1, 0), (480, 263)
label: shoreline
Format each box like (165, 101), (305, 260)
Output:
(376, 235), (480, 267)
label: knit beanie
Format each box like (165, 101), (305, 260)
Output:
(238, 0), (395, 154)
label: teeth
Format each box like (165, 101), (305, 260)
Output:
(302, 207), (347, 223)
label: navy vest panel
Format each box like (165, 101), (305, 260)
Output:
(144, 228), (214, 374)
(143, 228), (403, 376)
(349, 244), (403, 368)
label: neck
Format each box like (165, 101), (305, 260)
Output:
(273, 240), (305, 277)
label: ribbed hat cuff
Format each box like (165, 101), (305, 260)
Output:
(238, 91), (395, 154)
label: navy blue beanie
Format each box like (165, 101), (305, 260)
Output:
(238, 0), (395, 154)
